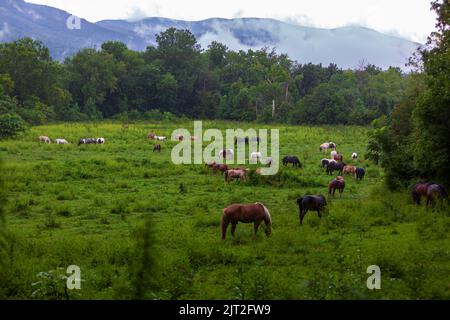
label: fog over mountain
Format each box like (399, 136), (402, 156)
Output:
(0, 0), (421, 69)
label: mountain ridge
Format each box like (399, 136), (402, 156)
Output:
(0, 0), (421, 69)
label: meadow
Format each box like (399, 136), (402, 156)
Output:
(0, 120), (449, 300)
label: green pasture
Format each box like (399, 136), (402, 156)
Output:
(0, 121), (449, 299)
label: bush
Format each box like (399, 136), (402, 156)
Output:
(0, 113), (27, 138)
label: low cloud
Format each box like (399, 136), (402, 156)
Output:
(0, 22), (10, 40)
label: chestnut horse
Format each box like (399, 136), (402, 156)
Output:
(343, 165), (357, 176)
(221, 203), (272, 240)
(225, 169), (248, 183)
(329, 177), (346, 197)
(297, 195), (327, 225)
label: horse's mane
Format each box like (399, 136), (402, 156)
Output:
(256, 202), (272, 224)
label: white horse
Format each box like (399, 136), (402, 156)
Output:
(155, 136), (167, 141)
(250, 152), (262, 161)
(320, 142), (336, 152)
(39, 136), (51, 144)
(352, 153), (358, 160)
(219, 149), (234, 160)
(56, 139), (69, 145)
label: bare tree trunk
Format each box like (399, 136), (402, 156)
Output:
(272, 100), (276, 118)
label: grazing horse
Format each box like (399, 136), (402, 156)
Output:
(411, 182), (433, 205)
(176, 134), (184, 141)
(155, 136), (167, 141)
(329, 177), (346, 197)
(320, 142), (336, 152)
(426, 184), (448, 207)
(78, 138), (97, 146)
(297, 195), (327, 225)
(282, 156), (302, 168)
(321, 159), (336, 168)
(327, 162), (345, 175)
(212, 163), (229, 175)
(333, 153), (344, 162)
(221, 203), (272, 240)
(343, 165), (357, 176)
(352, 153), (358, 160)
(153, 144), (161, 152)
(331, 150), (338, 159)
(250, 152), (262, 161)
(97, 138), (105, 144)
(235, 137), (261, 145)
(219, 149), (234, 160)
(147, 133), (156, 140)
(225, 169), (248, 183)
(39, 136), (51, 144)
(56, 139), (68, 145)
(356, 168), (366, 181)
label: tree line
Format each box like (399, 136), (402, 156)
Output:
(367, 0), (449, 189)
(0, 28), (407, 128)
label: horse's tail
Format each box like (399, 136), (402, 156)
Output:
(257, 203), (272, 235)
(221, 210), (229, 240)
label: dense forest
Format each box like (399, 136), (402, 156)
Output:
(0, 29), (406, 126)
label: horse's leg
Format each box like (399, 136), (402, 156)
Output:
(300, 209), (307, 225)
(254, 220), (262, 236)
(221, 216), (230, 240)
(231, 223), (237, 237)
(317, 209), (322, 219)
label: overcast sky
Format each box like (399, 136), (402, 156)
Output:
(26, 0), (436, 43)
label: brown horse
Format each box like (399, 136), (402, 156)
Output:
(329, 177), (345, 197)
(426, 184), (448, 207)
(225, 169), (248, 183)
(412, 182), (433, 205)
(333, 153), (344, 162)
(343, 165), (357, 176)
(212, 163), (229, 175)
(147, 132), (156, 140)
(153, 144), (161, 152)
(221, 203), (272, 240)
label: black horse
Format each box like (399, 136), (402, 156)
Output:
(326, 162), (345, 175)
(356, 167), (366, 181)
(283, 156), (302, 168)
(297, 195), (327, 225)
(78, 138), (97, 146)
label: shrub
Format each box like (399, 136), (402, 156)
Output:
(0, 113), (27, 138)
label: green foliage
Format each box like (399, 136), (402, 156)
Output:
(0, 113), (27, 138)
(0, 31), (408, 125)
(367, 0), (450, 189)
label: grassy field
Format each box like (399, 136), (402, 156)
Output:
(0, 120), (449, 300)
